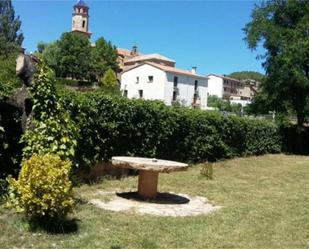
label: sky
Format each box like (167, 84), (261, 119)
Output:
(13, 0), (265, 76)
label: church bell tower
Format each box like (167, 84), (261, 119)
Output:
(71, 0), (91, 38)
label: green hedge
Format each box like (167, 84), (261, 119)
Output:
(59, 90), (281, 169)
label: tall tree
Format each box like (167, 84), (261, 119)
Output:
(41, 42), (61, 77)
(244, 0), (309, 126)
(91, 37), (118, 80)
(0, 0), (23, 57)
(57, 32), (92, 80)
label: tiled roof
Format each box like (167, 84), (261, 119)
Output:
(123, 61), (208, 79)
(117, 48), (142, 58)
(124, 54), (175, 63)
(207, 74), (241, 82)
(117, 48), (133, 57)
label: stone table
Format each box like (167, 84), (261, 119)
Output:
(111, 157), (188, 199)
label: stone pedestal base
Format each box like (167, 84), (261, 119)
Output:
(138, 170), (159, 199)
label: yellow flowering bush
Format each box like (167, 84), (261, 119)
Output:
(8, 154), (74, 218)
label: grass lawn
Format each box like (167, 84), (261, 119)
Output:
(0, 154), (309, 249)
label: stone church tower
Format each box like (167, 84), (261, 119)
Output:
(71, 0), (91, 38)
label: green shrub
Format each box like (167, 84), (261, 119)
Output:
(21, 62), (78, 161)
(0, 54), (21, 99)
(58, 89), (282, 170)
(8, 154), (74, 219)
(21, 113), (78, 161)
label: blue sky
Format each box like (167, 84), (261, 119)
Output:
(13, 0), (265, 75)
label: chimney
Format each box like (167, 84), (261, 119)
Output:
(131, 45), (138, 57)
(191, 66), (197, 74)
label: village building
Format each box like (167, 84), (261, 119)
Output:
(121, 62), (208, 109)
(207, 74), (258, 106)
(117, 46), (141, 72)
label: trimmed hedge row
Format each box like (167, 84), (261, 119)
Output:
(59, 90), (281, 169)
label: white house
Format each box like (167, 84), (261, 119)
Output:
(207, 74), (260, 106)
(207, 74), (225, 98)
(120, 62), (208, 110)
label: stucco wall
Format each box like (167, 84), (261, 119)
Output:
(120, 64), (166, 101)
(207, 75), (223, 99)
(165, 73), (208, 109)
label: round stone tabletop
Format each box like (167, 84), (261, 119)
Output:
(112, 156), (188, 173)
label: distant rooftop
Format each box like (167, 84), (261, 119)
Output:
(124, 54), (176, 64)
(207, 74), (241, 82)
(117, 48), (142, 58)
(123, 61), (207, 79)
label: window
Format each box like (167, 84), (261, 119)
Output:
(148, 76), (153, 83)
(138, 90), (143, 99)
(82, 20), (85, 28)
(173, 76), (178, 87)
(123, 90), (128, 97)
(194, 80), (198, 91)
(172, 91), (177, 101)
(136, 76), (139, 84)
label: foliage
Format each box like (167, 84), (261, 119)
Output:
(30, 62), (58, 120)
(207, 95), (242, 115)
(21, 114), (78, 161)
(0, 53), (23, 180)
(244, 0), (309, 126)
(0, 0), (23, 57)
(56, 32), (92, 80)
(99, 68), (120, 95)
(100, 68), (118, 88)
(21, 62), (78, 161)
(58, 90), (281, 170)
(40, 42), (61, 77)
(228, 71), (264, 82)
(0, 53), (21, 98)
(36, 41), (47, 53)
(40, 34), (119, 83)
(8, 154), (74, 219)
(91, 37), (119, 80)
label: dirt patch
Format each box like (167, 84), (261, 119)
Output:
(89, 191), (222, 217)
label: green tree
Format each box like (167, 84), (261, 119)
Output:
(244, 0), (309, 126)
(57, 32), (92, 80)
(91, 37), (118, 80)
(41, 42), (61, 77)
(100, 68), (118, 90)
(36, 41), (47, 54)
(207, 95), (230, 112)
(0, 0), (23, 57)
(228, 71), (264, 82)
(207, 95), (243, 115)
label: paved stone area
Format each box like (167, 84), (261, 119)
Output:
(89, 191), (222, 217)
